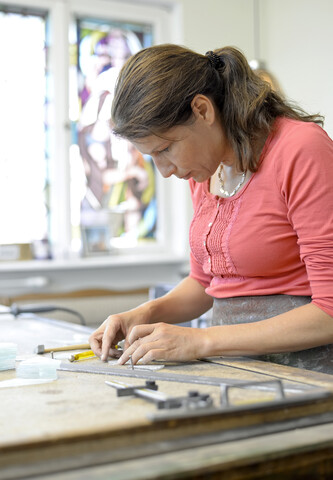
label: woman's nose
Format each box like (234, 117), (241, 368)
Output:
(154, 158), (176, 178)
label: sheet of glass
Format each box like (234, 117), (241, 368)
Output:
(70, 19), (156, 253)
(0, 10), (49, 246)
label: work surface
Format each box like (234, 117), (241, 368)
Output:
(2, 314), (333, 480)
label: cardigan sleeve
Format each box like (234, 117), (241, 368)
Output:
(275, 123), (333, 317)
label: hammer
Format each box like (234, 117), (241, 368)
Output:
(35, 343), (91, 354)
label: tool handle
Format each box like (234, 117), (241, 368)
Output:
(44, 343), (91, 353)
(69, 350), (95, 362)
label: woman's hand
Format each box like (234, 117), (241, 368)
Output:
(89, 306), (151, 361)
(89, 277), (213, 363)
(117, 323), (208, 365)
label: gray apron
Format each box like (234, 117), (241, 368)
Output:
(211, 295), (333, 374)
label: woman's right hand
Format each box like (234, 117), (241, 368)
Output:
(89, 276), (213, 362)
(89, 305), (151, 361)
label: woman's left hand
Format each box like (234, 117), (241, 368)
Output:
(117, 322), (207, 365)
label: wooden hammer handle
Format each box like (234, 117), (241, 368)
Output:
(44, 343), (91, 353)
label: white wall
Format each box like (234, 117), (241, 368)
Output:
(260, 0), (333, 138)
(179, 0), (254, 58)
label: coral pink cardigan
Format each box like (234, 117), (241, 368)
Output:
(189, 117), (333, 317)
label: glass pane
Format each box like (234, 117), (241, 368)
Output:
(0, 9), (49, 246)
(69, 18), (156, 254)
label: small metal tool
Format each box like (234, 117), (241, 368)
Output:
(106, 379), (158, 395)
(129, 355), (134, 370)
(105, 379), (213, 410)
(157, 391), (213, 410)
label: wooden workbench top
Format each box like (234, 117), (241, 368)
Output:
(2, 313), (333, 480)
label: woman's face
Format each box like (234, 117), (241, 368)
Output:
(131, 95), (236, 183)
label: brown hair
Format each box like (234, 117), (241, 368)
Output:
(112, 44), (323, 172)
(253, 68), (284, 96)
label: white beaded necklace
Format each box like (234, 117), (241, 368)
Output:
(218, 163), (247, 197)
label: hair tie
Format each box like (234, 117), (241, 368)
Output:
(205, 51), (225, 70)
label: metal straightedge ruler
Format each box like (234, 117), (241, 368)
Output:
(59, 361), (312, 394)
(60, 361), (248, 386)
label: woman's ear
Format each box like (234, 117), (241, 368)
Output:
(190, 94), (216, 125)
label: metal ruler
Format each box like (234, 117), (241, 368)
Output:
(59, 361), (311, 393)
(60, 361), (248, 386)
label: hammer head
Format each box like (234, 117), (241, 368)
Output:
(35, 344), (45, 354)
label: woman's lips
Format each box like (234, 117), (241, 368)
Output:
(179, 172), (192, 180)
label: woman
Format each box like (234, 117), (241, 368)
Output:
(89, 44), (333, 373)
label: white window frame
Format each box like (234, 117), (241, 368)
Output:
(2, 0), (191, 268)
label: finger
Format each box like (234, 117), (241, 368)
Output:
(128, 324), (156, 345)
(140, 348), (168, 364)
(108, 347), (122, 359)
(89, 332), (103, 357)
(101, 318), (122, 361)
(89, 319), (108, 356)
(117, 341), (138, 365)
(123, 330), (132, 351)
(118, 339), (160, 365)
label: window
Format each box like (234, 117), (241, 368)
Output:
(70, 17), (156, 253)
(0, 7), (49, 245)
(0, 0), (189, 262)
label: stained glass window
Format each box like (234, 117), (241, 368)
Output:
(0, 8), (49, 246)
(69, 18), (156, 254)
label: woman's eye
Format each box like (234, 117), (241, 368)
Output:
(160, 146), (170, 154)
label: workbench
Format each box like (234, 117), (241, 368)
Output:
(1, 312), (333, 480)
